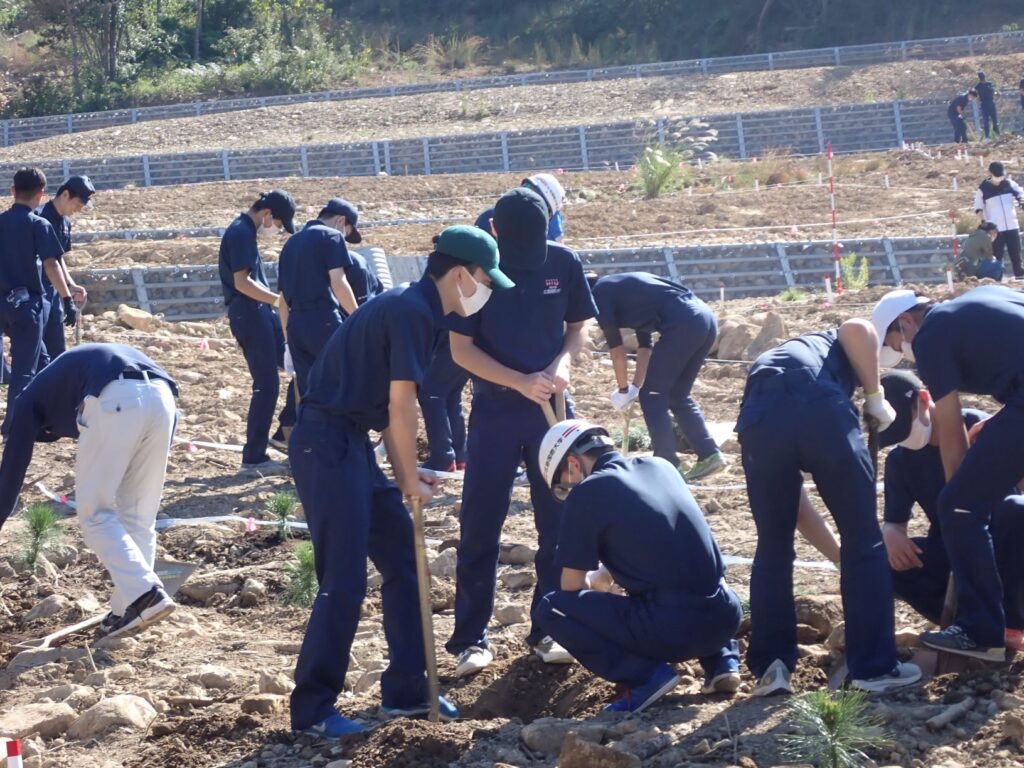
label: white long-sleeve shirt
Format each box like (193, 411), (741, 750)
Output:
(974, 178), (1024, 232)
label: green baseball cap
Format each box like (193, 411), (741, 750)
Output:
(435, 225), (514, 290)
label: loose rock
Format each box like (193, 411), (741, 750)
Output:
(0, 702), (75, 739)
(25, 594), (72, 621)
(494, 603), (530, 626)
(240, 694), (285, 715)
(560, 732), (641, 768)
(68, 694), (157, 738)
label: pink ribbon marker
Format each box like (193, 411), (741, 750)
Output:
(187, 442), (199, 453)
(59, 495), (67, 504)
(199, 338), (210, 350)
(246, 516), (257, 533)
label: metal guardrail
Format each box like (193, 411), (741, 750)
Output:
(87, 235), (962, 321)
(7, 95), (1017, 192)
(3, 30), (1022, 149)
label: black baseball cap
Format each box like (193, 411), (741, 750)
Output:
(493, 187), (548, 270)
(319, 198), (361, 244)
(259, 189), (297, 234)
(61, 175), (96, 207)
(879, 370), (925, 448)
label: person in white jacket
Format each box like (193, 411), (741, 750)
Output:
(974, 161), (1024, 279)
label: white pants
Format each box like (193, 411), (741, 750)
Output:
(75, 376), (176, 615)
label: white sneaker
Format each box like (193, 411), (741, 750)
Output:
(851, 661), (922, 693)
(454, 645), (493, 678)
(532, 636), (573, 664)
(752, 658), (792, 697)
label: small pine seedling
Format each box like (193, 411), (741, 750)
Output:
(778, 287), (806, 302)
(781, 689), (889, 768)
(266, 491), (298, 540)
(283, 542), (318, 608)
(839, 253), (870, 292)
(21, 503), (63, 570)
(610, 421), (652, 452)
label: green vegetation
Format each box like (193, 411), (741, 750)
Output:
(609, 420), (652, 452)
(0, 1), (1018, 118)
(781, 689), (890, 768)
(19, 503), (63, 570)
(635, 145), (692, 199)
(839, 253), (870, 291)
(778, 287), (807, 301)
(266, 491), (298, 541)
(283, 542), (318, 607)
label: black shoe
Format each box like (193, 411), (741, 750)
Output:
(95, 611), (123, 638)
(99, 587), (176, 639)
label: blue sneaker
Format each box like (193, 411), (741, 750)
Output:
(603, 664), (680, 714)
(701, 656), (741, 695)
(302, 713), (365, 740)
(380, 695), (459, 722)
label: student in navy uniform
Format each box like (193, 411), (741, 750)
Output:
(0, 343), (179, 638)
(0, 167), (78, 435)
(35, 175), (91, 366)
(287, 225), (513, 738)
(536, 419), (743, 714)
(737, 318), (921, 696)
(873, 286), (1024, 661)
(974, 72), (1000, 138)
(277, 198), (360, 397)
(948, 89), (978, 144)
(418, 329), (469, 472)
(876, 370), (1024, 653)
(344, 251), (384, 312)
(589, 271), (726, 480)
(446, 187), (598, 678)
(218, 189), (296, 476)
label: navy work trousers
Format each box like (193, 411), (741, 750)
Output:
(447, 386), (571, 654)
(287, 307), (342, 396)
(418, 346), (469, 470)
(993, 230), (1023, 279)
(739, 382), (897, 680)
(288, 409), (427, 729)
(639, 298), (718, 465)
(950, 112), (969, 143)
(0, 293), (44, 435)
(37, 288), (65, 368)
(538, 582), (741, 688)
(982, 103), (999, 138)
(892, 496), (1024, 629)
(228, 298), (281, 464)
(938, 401), (1024, 646)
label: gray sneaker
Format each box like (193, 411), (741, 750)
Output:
(240, 459), (290, 477)
(752, 658), (792, 697)
(851, 661), (922, 693)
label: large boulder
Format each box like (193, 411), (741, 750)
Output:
(117, 304), (163, 333)
(745, 311), (787, 359)
(0, 702), (75, 739)
(716, 323), (754, 362)
(68, 695), (157, 739)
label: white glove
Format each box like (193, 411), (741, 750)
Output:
(863, 390), (896, 431)
(609, 384), (639, 412)
(283, 344), (295, 376)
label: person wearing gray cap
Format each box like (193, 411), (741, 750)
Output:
(36, 175), (92, 366)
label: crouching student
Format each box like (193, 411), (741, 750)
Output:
(536, 419), (742, 715)
(878, 370), (1024, 653)
(738, 320), (921, 696)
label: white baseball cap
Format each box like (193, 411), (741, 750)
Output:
(871, 289), (929, 367)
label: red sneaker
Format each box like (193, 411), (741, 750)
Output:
(1006, 629), (1024, 653)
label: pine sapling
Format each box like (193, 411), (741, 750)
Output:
(283, 542), (318, 608)
(266, 491), (298, 541)
(21, 503), (62, 570)
(781, 689), (890, 768)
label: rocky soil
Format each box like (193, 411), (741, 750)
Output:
(1, 285), (1023, 768)
(3, 53), (1023, 162)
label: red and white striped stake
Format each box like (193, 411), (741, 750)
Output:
(6, 740), (23, 768)
(826, 142), (841, 290)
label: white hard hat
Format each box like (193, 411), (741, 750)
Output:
(539, 419), (611, 493)
(525, 173), (566, 216)
(871, 289), (929, 367)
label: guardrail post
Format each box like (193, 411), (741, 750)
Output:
(736, 115), (747, 159)
(422, 138), (431, 175)
(774, 243), (796, 287)
(66, 114), (73, 134)
(194, 102), (202, 116)
(833, 47), (841, 66)
(882, 238), (903, 285)
(259, 97), (267, 108)
(767, 52), (774, 71)
(700, 59), (709, 75)
(893, 102), (904, 147)
(2, 121), (8, 147)
(130, 108), (139, 123)
(131, 268), (152, 313)
(656, 118), (666, 147)
(900, 40), (907, 61)
(300, 146), (309, 178)
(500, 132), (510, 172)
(142, 155), (152, 187)
(383, 141), (392, 175)
(455, 80), (463, 92)
(389, 85), (397, 97)
(662, 247), (679, 279)
(372, 142), (382, 175)
(968, 36), (975, 56)
(221, 149), (230, 181)
(578, 125), (590, 171)
(814, 108), (825, 154)
(587, 69), (594, 82)
(61, 159), (70, 179)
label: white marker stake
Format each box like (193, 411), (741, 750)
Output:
(946, 268), (954, 292)
(952, 176), (959, 191)
(719, 283), (725, 304)
(980, 156), (985, 169)
(754, 179), (760, 192)
(824, 276), (833, 302)
(884, 174), (890, 189)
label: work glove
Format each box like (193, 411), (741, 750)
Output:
(609, 384), (640, 412)
(863, 390), (896, 432)
(283, 344), (295, 376)
(62, 297), (78, 328)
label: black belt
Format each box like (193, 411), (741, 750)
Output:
(289, 299), (335, 311)
(120, 369), (151, 381)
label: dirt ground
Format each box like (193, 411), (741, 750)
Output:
(1, 285), (1023, 768)
(3, 53), (1023, 162)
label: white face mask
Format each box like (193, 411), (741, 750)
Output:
(899, 412), (932, 450)
(879, 345), (903, 369)
(900, 336), (916, 363)
(457, 268), (492, 316)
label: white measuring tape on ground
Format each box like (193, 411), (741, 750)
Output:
(722, 554), (838, 571)
(35, 482), (76, 510)
(154, 514), (309, 532)
(173, 436), (245, 453)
